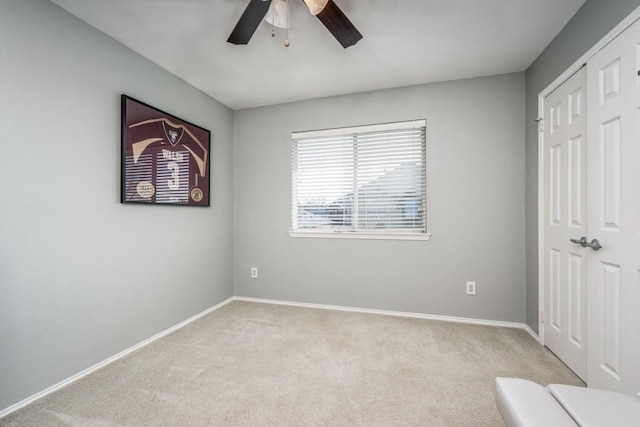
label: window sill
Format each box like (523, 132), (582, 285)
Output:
(288, 231), (431, 241)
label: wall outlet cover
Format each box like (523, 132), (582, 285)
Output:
(466, 281), (476, 295)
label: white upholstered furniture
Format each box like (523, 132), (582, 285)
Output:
(495, 377), (640, 427)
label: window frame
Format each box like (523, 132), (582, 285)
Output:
(289, 120), (430, 241)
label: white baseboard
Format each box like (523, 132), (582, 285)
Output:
(522, 324), (540, 342)
(233, 296), (536, 333)
(2, 295), (540, 418)
(0, 296), (235, 419)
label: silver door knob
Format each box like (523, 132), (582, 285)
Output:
(586, 238), (602, 251)
(570, 236), (602, 251)
(570, 236), (587, 246)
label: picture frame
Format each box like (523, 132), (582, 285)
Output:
(121, 95), (211, 207)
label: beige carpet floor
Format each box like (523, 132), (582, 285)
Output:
(1, 300), (584, 426)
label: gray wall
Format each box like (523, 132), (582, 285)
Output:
(234, 73), (526, 322)
(0, 0), (234, 411)
(7, 0), (628, 413)
(524, 0), (640, 332)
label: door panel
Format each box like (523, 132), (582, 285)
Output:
(568, 252), (584, 348)
(568, 136), (584, 227)
(543, 67), (588, 380)
(600, 117), (621, 229)
(586, 17), (640, 396)
(600, 262), (621, 381)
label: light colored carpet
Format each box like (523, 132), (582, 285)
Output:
(1, 301), (583, 426)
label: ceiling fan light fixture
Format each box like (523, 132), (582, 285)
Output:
(227, 0), (361, 49)
(264, 0), (290, 29)
(302, 0), (329, 15)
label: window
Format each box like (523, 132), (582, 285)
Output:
(290, 120), (428, 240)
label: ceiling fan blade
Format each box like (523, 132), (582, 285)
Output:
(227, 0), (273, 45)
(315, 0), (362, 48)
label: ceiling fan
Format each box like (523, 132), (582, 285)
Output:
(227, 0), (362, 48)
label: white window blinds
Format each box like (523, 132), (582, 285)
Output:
(291, 120), (426, 235)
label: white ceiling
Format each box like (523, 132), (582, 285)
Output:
(49, 0), (586, 110)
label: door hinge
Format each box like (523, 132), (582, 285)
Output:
(535, 117), (544, 132)
(540, 310), (544, 323)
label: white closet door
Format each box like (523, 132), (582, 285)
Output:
(586, 17), (640, 397)
(542, 67), (588, 381)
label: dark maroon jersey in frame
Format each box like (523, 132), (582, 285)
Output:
(121, 95), (210, 206)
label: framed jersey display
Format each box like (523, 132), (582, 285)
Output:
(121, 95), (210, 207)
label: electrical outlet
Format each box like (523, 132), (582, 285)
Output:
(466, 281), (476, 295)
(251, 267), (258, 279)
